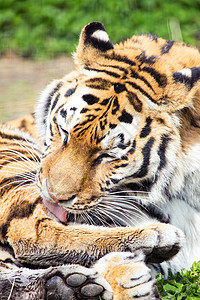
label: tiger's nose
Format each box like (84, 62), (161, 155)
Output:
(42, 179), (77, 206)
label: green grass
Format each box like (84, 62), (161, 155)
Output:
(157, 261), (200, 299)
(0, 0), (200, 59)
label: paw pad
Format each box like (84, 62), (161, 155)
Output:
(66, 273), (87, 287)
(46, 273), (107, 299)
(81, 283), (104, 297)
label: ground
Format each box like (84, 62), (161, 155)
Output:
(0, 53), (74, 123)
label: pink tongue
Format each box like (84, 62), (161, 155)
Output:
(43, 198), (67, 223)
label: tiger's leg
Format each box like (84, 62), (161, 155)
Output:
(6, 205), (184, 268)
(0, 261), (112, 300)
(94, 251), (159, 300)
(3, 208), (183, 300)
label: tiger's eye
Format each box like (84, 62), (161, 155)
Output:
(114, 83), (126, 93)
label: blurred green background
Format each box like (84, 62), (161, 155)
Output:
(0, 0), (200, 59)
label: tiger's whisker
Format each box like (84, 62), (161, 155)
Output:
(13, 138), (41, 164)
(0, 153), (39, 171)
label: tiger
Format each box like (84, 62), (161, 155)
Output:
(0, 88), (179, 300)
(1, 20), (200, 299)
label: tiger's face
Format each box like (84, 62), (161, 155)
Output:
(35, 22), (200, 225)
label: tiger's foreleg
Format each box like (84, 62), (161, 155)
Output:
(5, 204), (184, 267)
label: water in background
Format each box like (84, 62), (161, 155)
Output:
(0, 54), (74, 123)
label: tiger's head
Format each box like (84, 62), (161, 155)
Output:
(35, 22), (200, 225)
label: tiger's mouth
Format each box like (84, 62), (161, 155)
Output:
(43, 198), (68, 224)
(42, 196), (133, 227)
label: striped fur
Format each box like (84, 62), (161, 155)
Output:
(0, 124), (179, 299)
(1, 21), (200, 298)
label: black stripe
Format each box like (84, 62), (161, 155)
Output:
(131, 69), (155, 92)
(100, 120), (105, 130)
(0, 197), (41, 240)
(85, 67), (120, 78)
(0, 178), (30, 197)
(114, 163), (128, 169)
(76, 125), (91, 137)
(80, 108), (89, 114)
(141, 67), (167, 88)
(118, 109), (133, 124)
(127, 92), (143, 112)
(144, 203), (170, 223)
(104, 53), (136, 67)
(59, 108), (67, 119)
(100, 98), (110, 106)
(136, 51), (157, 65)
(128, 140), (136, 154)
(126, 81), (157, 104)
(114, 83), (126, 94)
(0, 141), (29, 147)
(50, 93), (60, 112)
(53, 116), (59, 132)
(133, 137), (154, 178)
(123, 178), (153, 193)
(117, 133), (124, 144)
(0, 241), (16, 263)
(150, 263), (166, 276)
(110, 178), (121, 184)
(64, 86), (77, 97)
(49, 123), (53, 137)
(92, 153), (114, 167)
(109, 123), (117, 129)
(82, 94), (99, 105)
(86, 78), (112, 90)
(117, 140), (131, 150)
(111, 97), (120, 114)
(161, 40), (175, 55)
(158, 134), (171, 170)
(103, 64), (128, 74)
(70, 107), (77, 111)
(140, 117), (152, 138)
(86, 84), (109, 90)
(99, 97), (113, 119)
(0, 131), (30, 143)
(44, 82), (62, 115)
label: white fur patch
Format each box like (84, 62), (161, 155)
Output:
(101, 116), (139, 152)
(92, 30), (110, 42)
(178, 68), (192, 77)
(35, 79), (61, 140)
(0, 248), (15, 261)
(163, 199), (200, 271)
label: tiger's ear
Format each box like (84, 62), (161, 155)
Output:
(161, 67), (200, 112)
(74, 22), (113, 70)
(173, 67), (200, 91)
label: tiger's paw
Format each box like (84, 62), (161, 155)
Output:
(94, 251), (159, 300)
(46, 265), (113, 300)
(139, 223), (185, 263)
